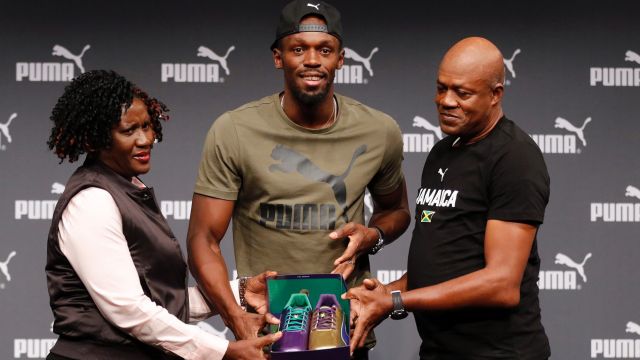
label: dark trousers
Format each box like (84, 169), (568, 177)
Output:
(352, 348), (369, 360)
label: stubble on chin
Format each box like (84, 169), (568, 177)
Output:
(291, 87), (329, 106)
(288, 73), (333, 106)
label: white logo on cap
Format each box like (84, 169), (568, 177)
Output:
(52, 44), (91, 74)
(307, 3), (320, 10)
(625, 50), (640, 65)
(344, 47), (379, 77)
(197, 46), (235, 76)
(554, 117), (591, 147)
(503, 48), (521, 79)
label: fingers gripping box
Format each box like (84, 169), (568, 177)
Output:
(267, 274), (350, 360)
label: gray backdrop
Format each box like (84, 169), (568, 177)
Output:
(1, 1), (639, 359)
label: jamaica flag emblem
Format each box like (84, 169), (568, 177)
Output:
(421, 210), (435, 223)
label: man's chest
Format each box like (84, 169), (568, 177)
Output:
(414, 148), (491, 222)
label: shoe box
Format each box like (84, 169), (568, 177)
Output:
(267, 273), (350, 360)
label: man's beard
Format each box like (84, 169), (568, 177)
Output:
(289, 78), (332, 106)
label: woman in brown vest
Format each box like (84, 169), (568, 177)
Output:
(45, 70), (281, 360)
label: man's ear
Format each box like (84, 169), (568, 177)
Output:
(491, 83), (504, 106)
(273, 48), (283, 69)
(337, 48), (345, 70)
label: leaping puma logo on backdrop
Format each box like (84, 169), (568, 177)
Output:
(52, 44), (91, 73)
(626, 321), (640, 336)
(413, 116), (443, 139)
(0, 251), (17, 282)
(503, 49), (521, 78)
(625, 185), (640, 200)
(197, 46), (235, 76)
(344, 47), (379, 77)
(270, 144), (367, 222)
(555, 253), (592, 283)
(625, 50), (640, 65)
(554, 117), (591, 147)
(0, 113), (17, 150)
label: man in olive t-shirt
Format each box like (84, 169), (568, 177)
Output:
(194, 93), (404, 280)
(186, 1), (410, 358)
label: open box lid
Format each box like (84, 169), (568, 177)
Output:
(267, 273), (351, 355)
(267, 273), (350, 320)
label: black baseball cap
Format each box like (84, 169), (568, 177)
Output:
(271, 0), (343, 49)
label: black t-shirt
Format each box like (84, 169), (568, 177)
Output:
(407, 117), (551, 359)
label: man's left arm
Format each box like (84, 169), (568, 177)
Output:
(331, 178), (410, 278)
(402, 219), (536, 309)
(345, 219), (536, 349)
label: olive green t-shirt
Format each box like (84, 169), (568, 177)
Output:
(195, 93), (404, 287)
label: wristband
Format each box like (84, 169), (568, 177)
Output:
(238, 276), (250, 311)
(368, 226), (385, 255)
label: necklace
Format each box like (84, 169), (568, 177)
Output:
(280, 94), (337, 129)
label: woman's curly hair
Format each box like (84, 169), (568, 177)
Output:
(47, 70), (169, 163)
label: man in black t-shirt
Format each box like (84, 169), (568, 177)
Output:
(345, 37), (551, 359)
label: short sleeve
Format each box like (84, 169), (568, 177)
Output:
(368, 116), (405, 195)
(488, 141), (550, 224)
(194, 113), (242, 200)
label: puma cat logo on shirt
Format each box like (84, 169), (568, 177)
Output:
(416, 166), (459, 208)
(263, 144), (367, 228)
(437, 168), (448, 182)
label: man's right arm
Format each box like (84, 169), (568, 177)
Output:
(187, 194), (262, 340)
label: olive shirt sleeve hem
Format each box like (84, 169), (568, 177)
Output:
(368, 114), (405, 196)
